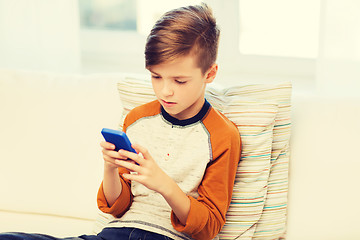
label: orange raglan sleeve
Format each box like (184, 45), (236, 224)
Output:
(97, 167), (133, 218)
(171, 110), (241, 240)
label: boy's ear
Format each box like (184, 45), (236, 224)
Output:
(205, 64), (218, 83)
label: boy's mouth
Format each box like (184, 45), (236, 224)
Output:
(161, 99), (176, 107)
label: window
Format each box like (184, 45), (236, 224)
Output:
(79, 0), (202, 74)
(79, 0), (320, 80)
(79, 0), (137, 31)
(79, 0), (202, 35)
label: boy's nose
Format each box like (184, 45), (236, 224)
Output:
(162, 82), (174, 96)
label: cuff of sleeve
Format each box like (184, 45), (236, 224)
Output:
(97, 178), (132, 218)
(171, 196), (207, 234)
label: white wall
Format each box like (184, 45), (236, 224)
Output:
(0, 0), (81, 73)
(316, 0), (360, 96)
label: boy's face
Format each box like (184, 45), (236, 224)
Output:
(148, 54), (217, 120)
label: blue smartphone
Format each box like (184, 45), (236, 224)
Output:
(101, 128), (136, 153)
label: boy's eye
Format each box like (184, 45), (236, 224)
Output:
(175, 80), (186, 84)
(151, 75), (161, 79)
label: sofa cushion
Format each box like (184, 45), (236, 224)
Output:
(0, 69), (124, 220)
(0, 210), (94, 237)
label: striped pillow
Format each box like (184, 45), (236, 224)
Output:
(206, 92), (278, 239)
(94, 76), (292, 240)
(223, 83), (292, 239)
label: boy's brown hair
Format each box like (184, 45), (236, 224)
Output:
(145, 3), (220, 75)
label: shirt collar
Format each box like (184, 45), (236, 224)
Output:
(161, 99), (211, 127)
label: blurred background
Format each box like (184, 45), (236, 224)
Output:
(0, 0), (359, 95)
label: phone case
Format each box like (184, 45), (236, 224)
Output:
(101, 128), (136, 153)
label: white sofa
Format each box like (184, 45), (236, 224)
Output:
(0, 69), (359, 239)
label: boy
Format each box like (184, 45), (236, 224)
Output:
(0, 3), (241, 240)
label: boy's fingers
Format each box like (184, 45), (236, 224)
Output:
(100, 141), (115, 150)
(119, 149), (144, 166)
(103, 155), (118, 164)
(115, 159), (141, 173)
(122, 173), (143, 182)
(132, 144), (150, 159)
(102, 147), (127, 160)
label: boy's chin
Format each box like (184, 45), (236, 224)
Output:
(163, 107), (184, 119)
(163, 107), (179, 115)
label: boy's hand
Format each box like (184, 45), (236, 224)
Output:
(115, 144), (172, 195)
(100, 141), (132, 171)
(114, 143), (191, 225)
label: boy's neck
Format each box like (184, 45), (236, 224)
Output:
(161, 100), (211, 127)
